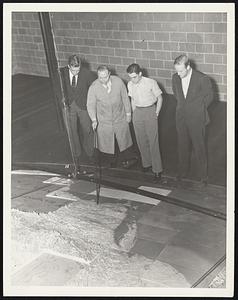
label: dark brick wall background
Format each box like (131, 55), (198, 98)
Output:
(12, 12), (227, 101)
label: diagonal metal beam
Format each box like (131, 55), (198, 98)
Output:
(12, 161), (226, 221)
(78, 175), (226, 221)
(38, 12), (64, 130)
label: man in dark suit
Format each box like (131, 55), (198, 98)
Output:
(172, 54), (214, 186)
(60, 55), (96, 170)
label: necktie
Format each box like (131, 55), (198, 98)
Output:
(72, 75), (76, 87)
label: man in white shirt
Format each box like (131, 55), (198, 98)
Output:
(172, 54), (214, 186)
(127, 63), (163, 183)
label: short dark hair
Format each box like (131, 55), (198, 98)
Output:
(126, 63), (142, 74)
(97, 65), (110, 73)
(174, 54), (190, 67)
(68, 55), (81, 67)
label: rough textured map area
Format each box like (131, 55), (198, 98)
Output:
(11, 198), (189, 287)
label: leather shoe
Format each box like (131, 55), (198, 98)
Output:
(110, 161), (117, 168)
(176, 172), (187, 181)
(197, 178), (208, 188)
(142, 166), (152, 173)
(76, 166), (88, 175)
(153, 172), (162, 183)
(122, 157), (138, 169)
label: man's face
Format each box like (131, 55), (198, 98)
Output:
(128, 72), (142, 84)
(69, 65), (80, 76)
(98, 70), (110, 84)
(174, 63), (190, 79)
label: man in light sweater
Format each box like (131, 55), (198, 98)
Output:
(127, 63), (163, 183)
(87, 65), (138, 168)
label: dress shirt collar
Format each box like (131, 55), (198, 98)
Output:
(181, 68), (193, 98)
(68, 69), (79, 85)
(181, 68), (192, 83)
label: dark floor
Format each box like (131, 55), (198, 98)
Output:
(12, 74), (226, 186)
(12, 74), (72, 165)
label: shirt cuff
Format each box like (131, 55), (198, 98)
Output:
(126, 113), (131, 116)
(92, 118), (97, 122)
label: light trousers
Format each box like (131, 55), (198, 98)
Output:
(133, 105), (163, 174)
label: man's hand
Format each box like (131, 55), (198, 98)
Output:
(92, 120), (98, 130)
(126, 113), (131, 123)
(62, 97), (67, 107)
(155, 95), (163, 117)
(156, 109), (161, 117)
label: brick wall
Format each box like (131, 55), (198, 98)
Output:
(12, 12), (227, 101)
(12, 12), (48, 76)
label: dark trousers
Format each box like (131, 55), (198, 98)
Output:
(66, 101), (94, 159)
(176, 119), (207, 180)
(98, 136), (138, 167)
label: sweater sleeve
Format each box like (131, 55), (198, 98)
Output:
(127, 81), (136, 111)
(87, 85), (97, 121)
(120, 79), (131, 115)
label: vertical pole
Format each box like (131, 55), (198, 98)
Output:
(38, 12), (78, 177)
(94, 129), (101, 205)
(38, 12), (64, 130)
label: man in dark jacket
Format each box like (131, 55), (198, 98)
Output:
(172, 54), (214, 186)
(60, 54), (96, 170)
